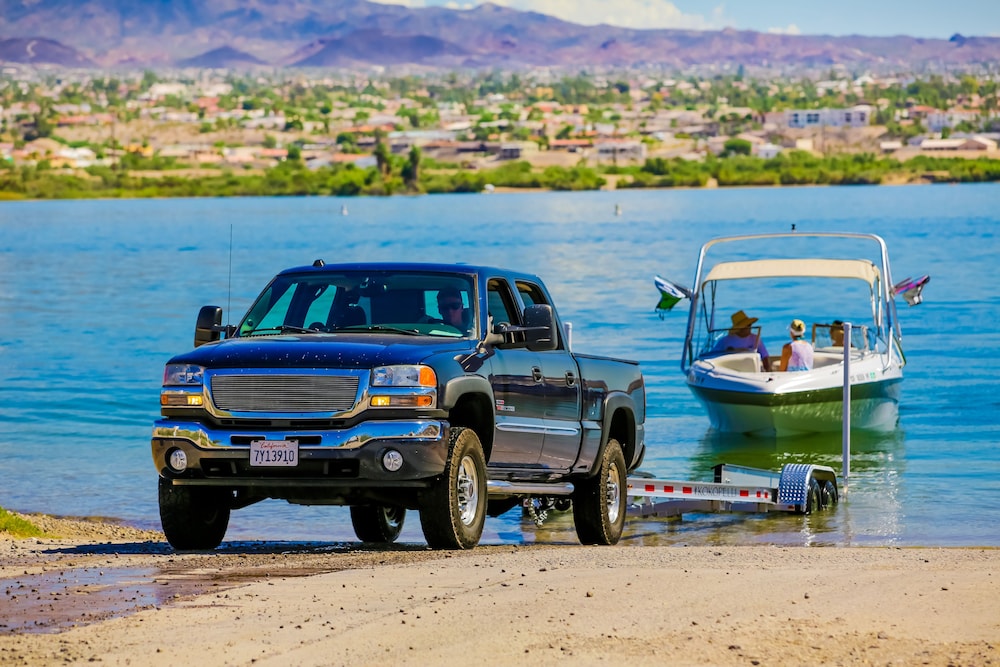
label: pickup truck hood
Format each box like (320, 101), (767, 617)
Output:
(167, 334), (475, 370)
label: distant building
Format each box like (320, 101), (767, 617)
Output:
(594, 140), (646, 162)
(785, 105), (872, 129)
(926, 109), (984, 131)
(757, 143), (782, 159)
(549, 139), (592, 152)
(919, 136), (997, 151)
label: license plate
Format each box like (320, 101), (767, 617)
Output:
(250, 439), (299, 467)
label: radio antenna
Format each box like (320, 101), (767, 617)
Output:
(227, 223), (233, 331)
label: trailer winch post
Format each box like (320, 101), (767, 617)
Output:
(841, 322), (852, 495)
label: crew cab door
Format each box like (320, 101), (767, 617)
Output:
(516, 280), (583, 469)
(485, 278), (544, 466)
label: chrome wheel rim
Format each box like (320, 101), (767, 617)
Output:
(605, 461), (622, 524)
(456, 455), (480, 525)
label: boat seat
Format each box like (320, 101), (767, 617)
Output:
(705, 351), (762, 373)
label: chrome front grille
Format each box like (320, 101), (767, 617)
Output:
(210, 374), (361, 413)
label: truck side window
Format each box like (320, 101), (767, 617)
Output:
(516, 280), (563, 350)
(516, 281), (548, 307)
(487, 278), (520, 326)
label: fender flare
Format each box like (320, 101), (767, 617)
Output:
(584, 392), (639, 477)
(440, 374), (494, 411)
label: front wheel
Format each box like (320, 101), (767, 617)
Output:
(573, 438), (627, 545)
(418, 427), (487, 550)
(350, 504), (406, 543)
(158, 478), (231, 550)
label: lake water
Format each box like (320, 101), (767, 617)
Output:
(1, 184), (998, 548)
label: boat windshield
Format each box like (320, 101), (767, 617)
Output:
(237, 270), (477, 338)
(699, 326), (763, 357)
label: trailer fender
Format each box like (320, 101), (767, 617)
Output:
(777, 463), (839, 514)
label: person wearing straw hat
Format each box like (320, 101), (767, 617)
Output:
(712, 310), (769, 365)
(779, 318), (814, 372)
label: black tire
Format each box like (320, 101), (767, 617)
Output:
(158, 478), (230, 550)
(804, 477), (822, 514)
(820, 480), (839, 508)
(350, 504), (406, 543)
(418, 427), (487, 550)
(572, 438), (627, 545)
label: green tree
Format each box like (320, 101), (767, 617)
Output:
(402, 145), (421, 189)
(373, 132), (391, 178)
(722, 138), (752, 156)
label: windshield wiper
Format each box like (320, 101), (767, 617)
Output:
(247, 325), (321, 336)
(339, 325), (421, 336)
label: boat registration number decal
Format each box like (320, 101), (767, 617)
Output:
(250, 439), (299, 467)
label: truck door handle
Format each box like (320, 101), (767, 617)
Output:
(532, 367), (543, 383)
(565, 371), (576, 387)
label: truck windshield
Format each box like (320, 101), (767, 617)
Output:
(238, 270), (476, 338)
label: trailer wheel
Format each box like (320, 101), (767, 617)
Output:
(418, 427), (487, 550)
(573, 438), (627, 545)
(350, 504), (406, 543)
(158, 478), (230, 550)
(820, 480), (839, 508)
(804, 478), (822, 514)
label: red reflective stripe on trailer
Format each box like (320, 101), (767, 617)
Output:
(665, 485), (674, 493)
(644, 484), (655, 492)
(683, 486), (692, 494)
(739, 489), (749, 497)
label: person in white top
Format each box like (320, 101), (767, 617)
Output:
(779, 318), (814, 371)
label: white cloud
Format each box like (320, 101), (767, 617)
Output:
(767, 23), (801, 35)
(370, 0), (732, 30)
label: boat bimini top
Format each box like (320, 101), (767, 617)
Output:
(701, 258), (881, 287)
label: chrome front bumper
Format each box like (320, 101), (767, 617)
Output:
(152, 418), (443, 450)
(151, 418), (450, 484)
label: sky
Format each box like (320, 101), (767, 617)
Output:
(371, 0), (1000, 38)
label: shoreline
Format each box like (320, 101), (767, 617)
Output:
(1, 170), (998, 204)
(1, 512), (999, 665)
(0, 515), (1000, 665)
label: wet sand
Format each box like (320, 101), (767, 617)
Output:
(1, 514), (997, 666)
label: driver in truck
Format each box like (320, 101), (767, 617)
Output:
(437, 286), (467, 329)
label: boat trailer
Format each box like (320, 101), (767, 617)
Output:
(626, 463), (839, 519)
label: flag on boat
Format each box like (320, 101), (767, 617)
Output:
(892, 275), (930, 307)
(654, 275), (692, 316)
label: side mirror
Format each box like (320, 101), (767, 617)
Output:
(195, 306), (223, 347)
(524, 304), (557, 352)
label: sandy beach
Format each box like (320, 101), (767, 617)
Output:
(0, 514), (997, 666)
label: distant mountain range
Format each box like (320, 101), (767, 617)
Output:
(1, 0), (998, 71)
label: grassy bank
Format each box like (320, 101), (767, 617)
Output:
(1, 153), (999, 200)
(0, 506), (47, 538)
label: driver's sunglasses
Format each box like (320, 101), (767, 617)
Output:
(441, 302), (463, 310)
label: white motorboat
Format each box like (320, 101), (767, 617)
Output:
(656, 232), (928, 437)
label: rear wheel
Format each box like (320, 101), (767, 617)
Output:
(158, 478), (230, 550)
(573, 438), (627, 545)
(418, 427), (487, 550)
(804, 477), (822, 514)
(350, 504), (406, 543)
(820, 480), (839, 508)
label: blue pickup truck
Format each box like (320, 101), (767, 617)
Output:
(152, 262), (645, 550)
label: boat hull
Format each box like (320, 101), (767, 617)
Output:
(686, 353), (903, 436)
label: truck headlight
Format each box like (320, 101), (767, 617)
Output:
(161, 364), (205, 407)
(163, 364), (205, 386)
(372, 365), (436, 388)
(370, 365), (436, 408)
